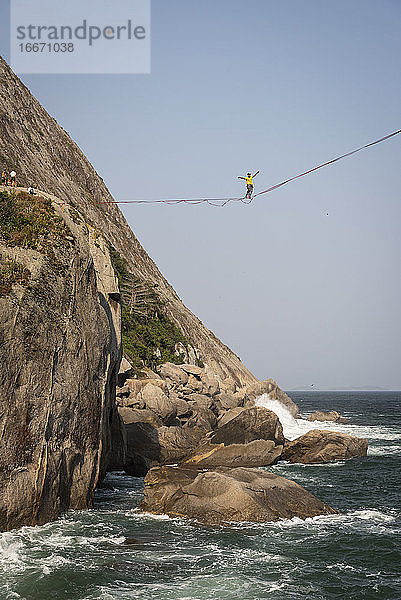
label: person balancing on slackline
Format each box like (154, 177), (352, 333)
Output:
(238, 170), (260, 199)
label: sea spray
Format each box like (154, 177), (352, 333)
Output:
(254, 393), (306, 440)
(255, 392), (401, 456)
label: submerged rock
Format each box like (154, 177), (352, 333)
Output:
(139, 465), (337, 525)
(282, 429), (368, 464)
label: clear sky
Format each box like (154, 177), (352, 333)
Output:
(1, 0), (400, 389)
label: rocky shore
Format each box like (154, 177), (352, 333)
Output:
(115, 359), (368, 525)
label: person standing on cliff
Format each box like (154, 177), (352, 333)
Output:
(1, 170), (6, 185)
(10, 170), (16, 187)
(238, 170), (260, 199)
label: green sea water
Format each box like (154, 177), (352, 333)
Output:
(1, 392), (400, 600)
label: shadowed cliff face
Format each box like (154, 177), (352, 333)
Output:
(0, 55), (256, 387)
(0, 191), (125, 531)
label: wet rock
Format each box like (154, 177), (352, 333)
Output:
(282, 429), (368, 464)
(307, 410), (348, 424)
(139, 465), (337, 525)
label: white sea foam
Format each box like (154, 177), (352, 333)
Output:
(255, 393), (400, 456)
(133, 511), (173, 521)
(255, 395), (302, 440)
(0, 536), (25, 572)
(41, 553), (71, 575)
(326, 563), (356, 571)
(366, 444), (401, 455)
(348, 509), (396, 522)
(238, 507), (399, 535)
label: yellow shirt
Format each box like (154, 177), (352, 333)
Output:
(245, 176), (253, 185)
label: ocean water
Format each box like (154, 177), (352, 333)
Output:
(1, 391), (400, 600)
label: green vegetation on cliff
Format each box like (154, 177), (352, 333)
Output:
(0, 191), (66, 252)
(109, 246), (189, 373)
(0, 258), (30, 296)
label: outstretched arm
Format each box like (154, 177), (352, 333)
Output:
(252, 170), (260, 177)
(238, 176), (246, 180)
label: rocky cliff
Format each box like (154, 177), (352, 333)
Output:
(0, 56), (257, 531)
(0, 55), (256, 388)
(0, 190), (125, 530)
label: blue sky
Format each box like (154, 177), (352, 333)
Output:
(1, 0), (400, 388)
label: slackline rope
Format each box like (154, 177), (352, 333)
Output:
(97, 128), (401, 207)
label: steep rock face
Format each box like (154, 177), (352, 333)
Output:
(0, 194), (124, 531)
(0, 55), (256, 389)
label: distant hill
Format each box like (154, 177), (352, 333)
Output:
(287, 385), (391, 392)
